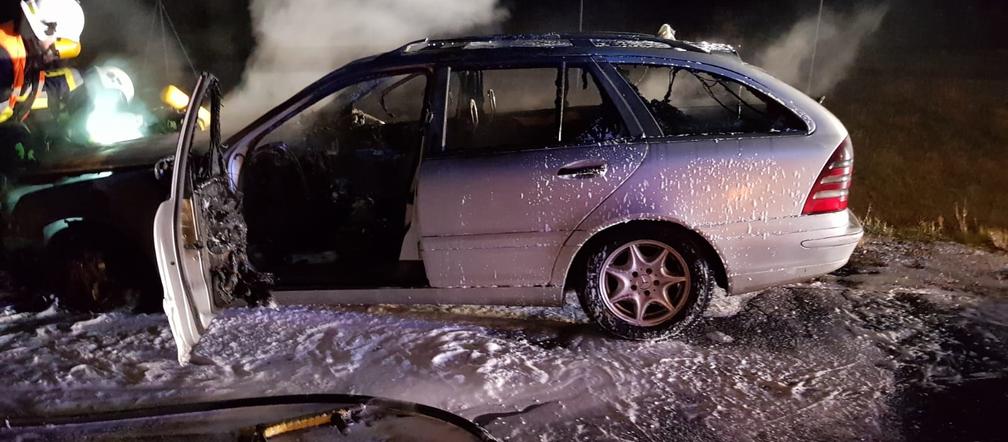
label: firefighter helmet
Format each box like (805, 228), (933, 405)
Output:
(657, 24), (676, 41)
(93, 65), (135, 103)
(20, 0), (85, 50)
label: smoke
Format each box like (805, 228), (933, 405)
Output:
(80, 0), (190, 91)
(225, 0), (508, 123)
(753, 4), (890, 95)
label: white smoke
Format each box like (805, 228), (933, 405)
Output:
(754, 4), (890, 95)
(81, 0), (188, 89)
(225, 0), (507, 123)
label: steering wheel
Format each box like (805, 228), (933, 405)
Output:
(351, 108), (386, 127)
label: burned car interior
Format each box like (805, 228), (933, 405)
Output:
(240, 73), (430, 288)
(615, 64), (807, 136)
(444, 65), (628, 153)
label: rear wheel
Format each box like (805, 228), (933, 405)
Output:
(578, 228), (713, 340)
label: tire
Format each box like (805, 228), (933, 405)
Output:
(45, 228), (144, 312)
(577, 227), (714, 340)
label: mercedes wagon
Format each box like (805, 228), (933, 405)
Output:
(155, 33), (863, 362)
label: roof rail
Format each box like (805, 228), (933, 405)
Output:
(394, 32), (722, 55)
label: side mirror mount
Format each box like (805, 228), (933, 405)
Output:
(154, 155), (174, 180)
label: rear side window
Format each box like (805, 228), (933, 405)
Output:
(615, 64), (806, 137)
(443, 66), (627, 153)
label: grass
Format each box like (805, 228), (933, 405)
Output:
(862, 203), (1008, 251)
(826, 51), (1008, 251)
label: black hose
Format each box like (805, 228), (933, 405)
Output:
(4, 394), (499, 441)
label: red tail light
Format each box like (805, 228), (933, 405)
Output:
(802, 137), (853, 215)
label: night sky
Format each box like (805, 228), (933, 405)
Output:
(66, 0), (1007, 227)
(74, 0), (1008, 91)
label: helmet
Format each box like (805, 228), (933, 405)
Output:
(20, 0), (85, 50)
(93, 65), (135, 103)
(657, 23), (676, 41)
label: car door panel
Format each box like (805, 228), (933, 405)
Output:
(153, 74), (221, 364)
(155, 74), (270, 364)
(417, 142), (646, 288)
(416, 60), (648, 288)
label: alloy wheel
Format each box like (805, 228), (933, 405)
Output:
(599, 240), (691, 327)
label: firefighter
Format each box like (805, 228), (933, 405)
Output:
(0, 0), (84, 172)
(25, 66), (82, 148)
(30, 65), (136, 147)
(34, 66), (84, 115)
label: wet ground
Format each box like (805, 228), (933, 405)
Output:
(0, 235), (1006, 441)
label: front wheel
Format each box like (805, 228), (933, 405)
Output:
(44, 228), (153, 312)
(578, 229), (714, 340)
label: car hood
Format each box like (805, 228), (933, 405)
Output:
(23, 133), (207, 180)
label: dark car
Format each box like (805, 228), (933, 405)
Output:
(1, 134), (178, 310)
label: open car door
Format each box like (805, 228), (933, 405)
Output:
(154, 73), (269, 364)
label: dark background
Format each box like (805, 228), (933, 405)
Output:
(73, 0), (1008, 240)
(75, 0), (1008, 88)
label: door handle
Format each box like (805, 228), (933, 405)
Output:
(557, 161), (608, 179)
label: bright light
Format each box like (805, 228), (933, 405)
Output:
(162, 84), (211, 130)
(161, 85), (190, 111)
(86, 93), (145, 145)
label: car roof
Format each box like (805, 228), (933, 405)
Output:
(357, 32), (740, 68)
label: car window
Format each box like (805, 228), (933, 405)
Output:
(615, 64), (806, 137)
(260, 72), (428, 156)
(561, 66), (628, 144)
(245, 73), (429, 268)
(443, 66), (627, 154)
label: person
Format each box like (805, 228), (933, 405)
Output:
(0, 0), (83, 172)
(29, 65), (137, 148)
(23, 66), (82, 148)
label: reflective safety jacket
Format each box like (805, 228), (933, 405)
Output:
(0, 21), (44, 124)
(32, 67), (82, 111)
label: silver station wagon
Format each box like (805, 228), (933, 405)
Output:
(155, 33), (863, 362)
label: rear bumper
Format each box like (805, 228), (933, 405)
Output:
(703, 210), (863, 295)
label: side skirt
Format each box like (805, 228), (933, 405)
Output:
(270, 286), (564, 307)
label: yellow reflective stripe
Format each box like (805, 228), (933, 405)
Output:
(31, 94), (47, 110)
(0, 106), (12, 123)
(67, 70), (80, 90)
(44, 68), (81, 91)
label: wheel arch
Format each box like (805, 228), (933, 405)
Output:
(8, 180), (113, 245)
(559, 219), (730, 294)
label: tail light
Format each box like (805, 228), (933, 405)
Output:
(802, 137), (853, 215)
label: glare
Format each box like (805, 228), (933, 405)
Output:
(85, 93), (146, 145)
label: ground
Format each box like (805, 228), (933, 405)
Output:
(1, 236), (1006, 441)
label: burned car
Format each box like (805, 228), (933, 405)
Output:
(155, 33), (862, 362)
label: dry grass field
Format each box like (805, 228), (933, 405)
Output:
(827, 50), (1008, 248)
